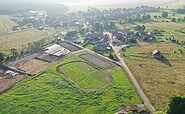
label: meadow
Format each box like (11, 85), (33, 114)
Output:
(0, 53), (141, 113)
(122, 41), (185, 111)
(0, 29), (49, 54)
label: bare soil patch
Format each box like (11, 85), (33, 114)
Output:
(0, 69), (25, 94)
(58, 42), (81, 52)
(13, 59), (55, 74)
(79, 53), (113, 69)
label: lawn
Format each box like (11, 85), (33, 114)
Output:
(60, 61), (112, 89)
(0, 29), (49, 54)
(0, 53), (141, 114)
(122, 41), (185, 111)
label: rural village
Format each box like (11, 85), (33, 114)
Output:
(0, 1), (185, 114)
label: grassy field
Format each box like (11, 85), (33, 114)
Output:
(0, 53), (141, 114)
(0, 29), (49, 54)
(60, 61), (112, 89)
(0, 16), (17, 33)
(122, 41), (185, 111)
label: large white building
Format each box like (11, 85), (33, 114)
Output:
(44, 44), (70, 57)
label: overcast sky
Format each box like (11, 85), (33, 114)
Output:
(0, 0), (174, 6)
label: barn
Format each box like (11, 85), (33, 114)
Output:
(152, 49), (162, 58)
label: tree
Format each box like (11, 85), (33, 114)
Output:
(94, 22), (101, 32)
(161, 11), (168, 18)
(167, 96), (185, 114)
(66, 31), (78, 37)
(177, 18), (182, 22)
(135, 25), (143, 31)
(142, 25), (146, 31)
(0, 51), (5, 63)
(171, 18), (176, 22)
(10, 48), (18, 56)
(154, 15), (158, 18)
(108, 53), (114, 60)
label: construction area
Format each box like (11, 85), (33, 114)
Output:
(0, 41), (83, 94)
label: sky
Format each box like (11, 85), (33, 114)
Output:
(60, 0), (174, 6)
(0, 0), (175, 7)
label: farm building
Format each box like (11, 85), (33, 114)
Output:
(44, 44), (70, 57)
(152, 49), (162, 58)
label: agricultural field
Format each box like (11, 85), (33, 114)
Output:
(0, 16), (17, 33)
(122, 41), (185, 111)
(0, 29), (49, 54)
(0, 52), (142, 113)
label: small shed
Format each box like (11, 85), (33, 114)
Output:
(152, 49), (162, 58)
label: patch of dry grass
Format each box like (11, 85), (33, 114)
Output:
(123, 41), (185, 111)
(0, 29), (49, 54)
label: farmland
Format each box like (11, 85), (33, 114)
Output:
(0, 53), (141, 113)
(0, 29), (49, 54)
(0, 16), (17, 33)
(122, 41), (185, 111)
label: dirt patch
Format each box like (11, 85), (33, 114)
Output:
(79, 53), (113, 69)
(13, 59), (56, 74)
(58, 42), (81, 52)
(0, 69), (26, 94)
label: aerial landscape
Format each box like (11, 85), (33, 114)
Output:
(0, 0), (185, 114)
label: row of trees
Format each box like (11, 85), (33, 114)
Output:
(93, 21), (116, 32)
(124, 14), (151, 23)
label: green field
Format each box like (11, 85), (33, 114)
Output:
(0, 53), (141, 114)
(0, 29), (49, 54)
(60, 61), (112, 89)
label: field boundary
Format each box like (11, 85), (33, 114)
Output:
(56, 61), (113, 91)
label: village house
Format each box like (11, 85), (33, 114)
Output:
(152, 49), (162, 58)
(84, 32), (102, 40)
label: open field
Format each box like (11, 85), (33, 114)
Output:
(0, 16), (17, 33)
(0, 52), (141, 113)
(59, 61), (112, 89)
(0, 29), (49, 54)
(79, 53), (113, 69)
(122, 41), (185, 111)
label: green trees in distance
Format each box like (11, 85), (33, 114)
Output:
(176, 6), (185, 14)
(0, 51), (5, 63)
(10, 48), (18, 56)
(66, 31), (78, 37)
(161, 11), (168, 18)
(93, 21), (116, 32)
(167, 96), (185, 114)
(135, 25), (146, 32)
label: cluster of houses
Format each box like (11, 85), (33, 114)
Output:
(84, 29), (163, 51)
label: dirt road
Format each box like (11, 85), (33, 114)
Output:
(112, 45), (156, 113)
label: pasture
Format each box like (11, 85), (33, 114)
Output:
(0, 29), (49, 54)
(122, 41), (185, 111)
(0, 52), (141, 113)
